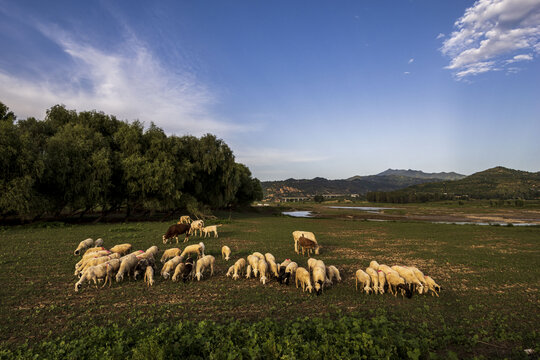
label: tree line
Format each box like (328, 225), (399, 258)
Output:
(0, 102), (262, 222)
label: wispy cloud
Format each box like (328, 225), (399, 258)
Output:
(235, 148), (329, 167)
(0, 23), (248, 136)
(404, 71), (411, 75)
(436, 33), (445, 39)
(408, 58), (414, 64)
(441, 0), (540, 79)
(506, 53), (534, 63)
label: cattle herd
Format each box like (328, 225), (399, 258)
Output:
(73, 215), (442, 298)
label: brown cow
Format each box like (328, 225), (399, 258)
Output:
(163, 223), (191, 244)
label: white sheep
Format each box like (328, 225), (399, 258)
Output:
(82, 246), (107, 257)
(109, 243), (133, 256)
(295, 267), (313, 293)
(75, 253), (120, 277)
(221, 246), (231, 261)
(258, 259), (268, 284)
(278, 259), (292, 274)
(195, 255), (215, 281)
(407, 266), (428, 293)
(365, 267), (380, 294)
(226, 265), (235, 278)
(161, 256), (183, 280)
(144, 266), (155, 287)
(312, 265), (326, 295)
(189, 220), (205, 236)
(180, 242), (205, 260)
(252, 252), (265, 260)
(116, 254), (140, 282)
(264, 253), (276, 263)
(292, 231), (320, 255)
(94, 238), (104, 247)
(385, 271), (413, 298)
(74, 238), (94, 256)
(424, 275), (441, 297)
(232, 258), (246, 280)
(202, 225), (221, 238)
(145, 246), (159, 257)
(266, 259), (279, 278)
(378, 264), (394, 275)
(392, 265), (424, 294)
(377, 270), (386, 294)
(74, 250), (112, 272)
(245, 264), (252, 279)
(326, 265), (342, 285)
(178, 215), (192, 224)
(355, 269), (372, 294)
(75, 263), (106, 291)
(161, 248), (182, 263)
(247, 255), (260, 277)
(307, 258), (318, 272)
(369, 260), (380, 270)
(102, 259), (122, 287)
(283, 261), (298, 285)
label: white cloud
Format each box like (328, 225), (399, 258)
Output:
(408, 58), (414, 64)
(436, 33), (446, 39)
(235, 148), (329, 167)
(506, 53), (534, 62)
(441, 0), (540, 79)
(404, 71), (411, 75)
(0, 24), (248, 136)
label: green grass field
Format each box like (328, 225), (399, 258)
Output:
(0, 209), (539, 359)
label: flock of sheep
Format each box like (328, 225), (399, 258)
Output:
(72, 216), (441, 298)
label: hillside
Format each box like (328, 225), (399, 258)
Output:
(367, 166), (540, 202)
(375, 169), (465, 180)
(262, 172), (460, 201)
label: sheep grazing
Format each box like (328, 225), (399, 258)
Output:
(407, 266), (428, 293)
(189, 220), (204, 237)
(181, 258), (194, 282)
(298, 235), (318, 256)
(145, 246), (159, 257)
(292, 231), (320, 255)
(282, 261), (298, 285)
(377, 270), (386, 294)
(83, 246), (106, 256)
(312, 265), (327, 296)
(221, 246), (231, 261)
(178, 215), (192, 224)
(295, 267), (313, 293)
(278, 259), (292, 274)
(247, 255), (260, 277)
(424, 276), (441, 297)
(392, 265), (424, 294)
(180, 242), (205, 260)
(386, 271), (413, 298)
(326, 265), (342, 285)
(102, 259), (122, 287)
(252, 252), (265, 260)
(226, 265), (235, 278)
(133, 258), (154, 280)
(202, 225), (221, 238)
(365, 268), (380, 294)
(109, 243), (133, 256)
(267, 259), (279, 278)
(378, 264), (394, 275)
(74, 251), (114, 273)
(116, 254), (140, 283)
(245, 264), (252, 279)
(264, 253), (276, 263)
(172, 263), (186, 282)
(144, 266), (155, 287)
(307, 258), (318, 272)
(161, 248), (182, 263)
(74, 238), (94, 256)
(369, 260), (380, 270)
(94, 238), (104, 247)
(161, 256), (183, 280)
(75, 263), (107, 291)
(232, 258), (246, 280)
(75, 253), (120, 278)
(258, 259), (269, 284)
(355, 269), (372, 294)
(163, 223), (191, 244)
(195, 255), (215, 281)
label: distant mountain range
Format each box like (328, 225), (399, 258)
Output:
(262, 169), (466, 200)
(370, 167), (540, 201)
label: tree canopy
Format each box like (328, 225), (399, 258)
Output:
(0, 101), (262, 221)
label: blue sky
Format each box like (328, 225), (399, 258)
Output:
(1, 0), (539, 180)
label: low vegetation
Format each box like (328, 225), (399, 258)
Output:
(1, 209), (538, 359)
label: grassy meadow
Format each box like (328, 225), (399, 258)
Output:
(0, 207), (539, 359)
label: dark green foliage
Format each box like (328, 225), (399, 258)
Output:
(0, 101), (262, 220)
